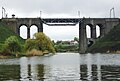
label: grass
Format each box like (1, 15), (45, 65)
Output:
(0, 22), (24, 44)
(26, 49), (44, 56)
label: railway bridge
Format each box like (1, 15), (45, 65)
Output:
(1, 17), (120, 53)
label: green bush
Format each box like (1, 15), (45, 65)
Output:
(2, 36), (21, 54)
(25, 32), (55, 54)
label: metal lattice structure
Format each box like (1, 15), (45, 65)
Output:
(42, 18), (82, 26)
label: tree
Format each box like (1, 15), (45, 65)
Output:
(3, 36), (21, 54)
(24, 39), (39, 51)
(74, 37), (79, 43)
(25, 32), (55, 53)
(56, 40), (62, 45)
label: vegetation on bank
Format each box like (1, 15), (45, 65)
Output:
(54, 38), (79, 52)
(24, 33), (55, 56)
(0, 33), (55, 57)
(0, 22), (24, 44)
(0, 27), (23, 57)
(0, 22), (55, 57)
(1, 36), (22, 56)
(87, 25), (120, 53)
(2, 20), (120, 56)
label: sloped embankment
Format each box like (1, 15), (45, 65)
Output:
(87, 25), (120, 53)
(0, 21), (24, 50)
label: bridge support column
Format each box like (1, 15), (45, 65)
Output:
(38, 19), (43, 32)
(18, 29), (20, 36)
(16, 23), (20, 36)
(27, 27), (30, 39)
(100, 27), (105, 38)
(79, 18), (87, 54)
(16, 27), (20, 36)
(38, 22), (43, 32)
(91, 25), (96, 39)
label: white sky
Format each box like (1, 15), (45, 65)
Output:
(0, 0), (120, 41)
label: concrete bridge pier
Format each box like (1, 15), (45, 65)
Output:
(79, 18), (87, 54)
(38, 21), (43, 32)
(27, 27), (30, 39)
(100, 26), (105, 38)
(17, 28), (20, 37)
(91, 25), (96, 39)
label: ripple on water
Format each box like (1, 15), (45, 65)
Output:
(0, 53), (120, 81)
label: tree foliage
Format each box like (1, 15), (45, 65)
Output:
(74, 37), (79, 43)
(25, 32), (55, 53)
(2, 36), (21, 54)
(24, 39), (39, 51)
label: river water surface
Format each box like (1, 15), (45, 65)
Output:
(0, 53), (120, 81)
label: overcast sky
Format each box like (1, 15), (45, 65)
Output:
(0, 0), (120, 41)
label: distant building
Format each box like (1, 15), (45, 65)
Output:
(70, 40), (78, 45)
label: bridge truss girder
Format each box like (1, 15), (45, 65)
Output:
(42, 18), (81, 26)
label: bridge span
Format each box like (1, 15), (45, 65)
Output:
(1, 17), (120, 53)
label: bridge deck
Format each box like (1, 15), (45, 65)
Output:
(42, 18), (82, 26)
(2, 18), (119, 26)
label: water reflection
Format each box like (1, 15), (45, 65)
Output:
(0, 65), (20, 81)
(20, 57), (29, 81)
(87, 53), (92, 81)
(0, 53), (120, 81)
(97, 54), (101, 81)
(20, 57), (44, 81)
(30, 57), (39, 80)
(79, 53), (120, 81)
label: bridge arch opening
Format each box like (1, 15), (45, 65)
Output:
(86, 24), (92, 38)
(30, 25), (38, 39)
(96, 25), (100, 38)
(96, 24), (103, 38)
(19, 25), (27, 39)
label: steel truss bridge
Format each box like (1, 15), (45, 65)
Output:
(42, 18), (82, 26)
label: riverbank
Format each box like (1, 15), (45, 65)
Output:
(87, 24), (120, 53)
(0, 21), (55, 57)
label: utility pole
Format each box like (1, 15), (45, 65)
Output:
(2, 7), (6, 18)
(78, 11), (80, 18)
(40, 11), (42, 18)
(113, 7), (115, 18)
(2, 7), (3, 18)
(110, 7), (115, 18)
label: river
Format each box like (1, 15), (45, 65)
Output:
(0, 53), (120, 81)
